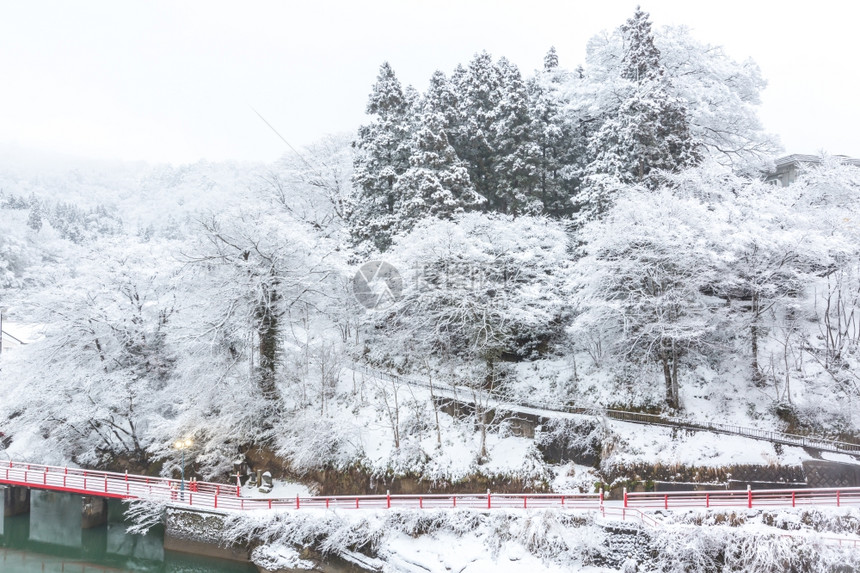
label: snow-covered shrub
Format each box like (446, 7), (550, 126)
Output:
(536, 417), (605, 466)
(275, 409), (364, 474)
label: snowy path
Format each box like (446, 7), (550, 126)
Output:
(349, 363), (860, 456)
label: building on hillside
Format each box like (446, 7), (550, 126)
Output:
(765, 154), (860, 187)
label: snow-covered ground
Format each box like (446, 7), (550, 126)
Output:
(241, 478), (314, 499)
(217, 506), (860, 573)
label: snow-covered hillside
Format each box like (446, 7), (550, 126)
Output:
(2, 8), (860, 501)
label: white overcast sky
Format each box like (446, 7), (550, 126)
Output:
(0, 0), (857, 164)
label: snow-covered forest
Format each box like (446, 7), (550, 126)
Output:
(2, 7), (860, 493)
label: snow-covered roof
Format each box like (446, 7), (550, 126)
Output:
(774, 154), (860, 167)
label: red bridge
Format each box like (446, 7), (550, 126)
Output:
(3, 458), (860, 517)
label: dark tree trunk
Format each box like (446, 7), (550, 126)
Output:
(256, 283), (280, 404)
(751, 292), (762, 385)
(661, 340), (680, 410)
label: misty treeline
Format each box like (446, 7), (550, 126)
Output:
(1, 7), (859, 477)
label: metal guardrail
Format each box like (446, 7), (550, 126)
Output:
(625, 485), (860, 510)
(352, 363), (860, 455)
(5, 458), (860, 550)
(0, 460), (240, 508)
(6, 458), (860, 538)
(0, 459), (610, 513)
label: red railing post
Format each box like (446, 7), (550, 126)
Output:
(747, 485), (752, 509)
(837, 490), (841, 507)
(523, 495), (527, 509)
(706, 493), (710, 508)
(623, 487), (627, 508)
(268, 499), (272, 509)
(664, 494), (668, 510)
(296, 495), (300, 510)
(453, 496), (457, 508)
(355, 497), (359, 509)
(214, 494), (218, 509)
(419, 497), (423, 509)
(792, 491), (795, 507)
(104, 476), (108, 493)
(487, 489), (491, 509)
(387, 490), (391, 509)
(599, 488), (604, 510)
(326, 498), (330, 509)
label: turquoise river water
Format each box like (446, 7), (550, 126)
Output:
(1, 489), (256, 573)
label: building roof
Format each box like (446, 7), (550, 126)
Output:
(774, 154), (860, 167)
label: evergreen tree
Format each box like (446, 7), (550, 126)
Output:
(494, 57), (541, 215)
(543, 46), (559, 71)
(528, 48), (584, 217)
(451, 52), (504, 212)
(391, 72), (484, 234)
(27, 202), (43, 232)
(620, 6), (662, 82)
(579, 6), (699, 219)
(423, 70), (461, 136)
(451, 52), (542, 216)
(349, 62), (415, 253)
(393, 106), (483, 235)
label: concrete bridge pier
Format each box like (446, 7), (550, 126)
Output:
(165, 508), (250, 562)
(81, 495), (108, 529)
(2, 485), (31, 516)
(81, 497), (109, 560)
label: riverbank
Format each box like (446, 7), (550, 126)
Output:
(214, 506), (860, 572)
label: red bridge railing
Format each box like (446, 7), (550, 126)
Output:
(623, 486), (860, 510)
(4, 459), (860, 522)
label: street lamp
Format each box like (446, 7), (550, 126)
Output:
(173, 438), (193, 500)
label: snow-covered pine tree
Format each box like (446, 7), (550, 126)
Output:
(493, 57), (541, 215)
(620, 6), (662, 83)
(392, 73), (484, 234)
(528, 47), (583, 217)
(579, 6), (700, 220)
(27, 201), (43, 232)
(349, 62), (414, 253)
(451, 52), (505, 213)
(543, 46), (559, 71)
(422, 70), (461, 139)
(451, 53), (542, 216)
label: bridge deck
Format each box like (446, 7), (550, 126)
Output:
(5, 459), (860, 517)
